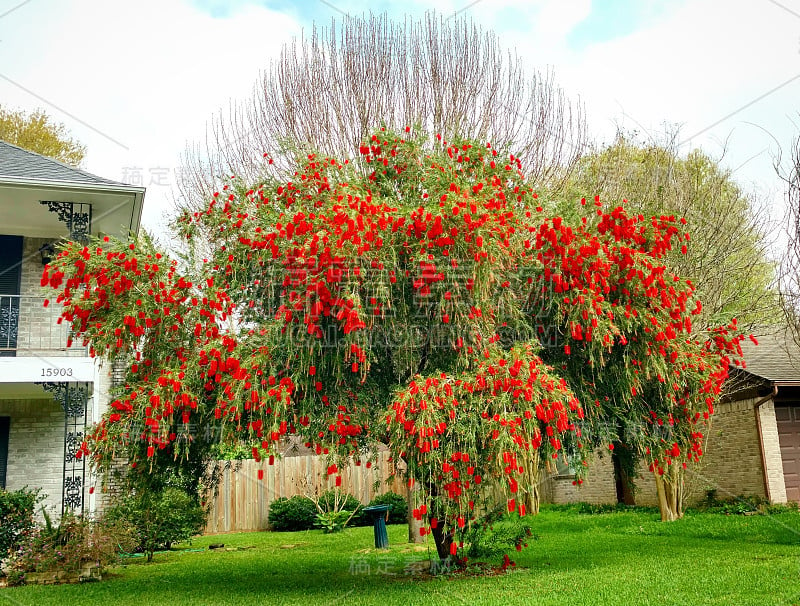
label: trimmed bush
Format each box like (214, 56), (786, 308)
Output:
(268, 496), (318, 531)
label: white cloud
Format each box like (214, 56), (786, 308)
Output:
(0, 0), (302, 230)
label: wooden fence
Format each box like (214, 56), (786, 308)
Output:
(203, 451), (408, 534)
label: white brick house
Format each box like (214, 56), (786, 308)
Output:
(0, 140), (144, 516)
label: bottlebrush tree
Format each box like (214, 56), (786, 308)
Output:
(43, 128), (745, 564)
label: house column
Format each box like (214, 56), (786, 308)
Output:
(37, 382), (90, 515)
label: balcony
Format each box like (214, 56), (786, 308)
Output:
(0, 295), (87, 357)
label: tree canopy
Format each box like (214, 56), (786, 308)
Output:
(45, 129), (745, 562)
(559, 134), (778, 332)
(0, 105), (85, 167)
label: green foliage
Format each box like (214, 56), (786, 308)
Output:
(0, 105), (86, 166)
(315, 510), (353, 533)
(560, 133), (779, 330)
(463, 510), (537, 560)
(269, 491), (369, 531)
(693, 493), (768, 515)
(268, 496), (318, 531)
(5, 511), (137, 585)
(365, 492), (407, 525)
(103, 487), (206, 561)
(0, 487), (43, 560)
(543, 502), (660, 515)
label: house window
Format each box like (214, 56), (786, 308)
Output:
(554, 458), (576, 478)
(0, 416), (9, 489)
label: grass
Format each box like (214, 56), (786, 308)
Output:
(4, 506), (800, 605)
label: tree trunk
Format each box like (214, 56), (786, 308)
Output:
(406, 486), (424, 544)
(525, 462), (541, 515)
(429, 520), (453, 563)
(654, 470), (684, 521)
(612, 451), (636, 505)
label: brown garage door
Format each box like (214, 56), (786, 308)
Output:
(776, 405), (800, 502)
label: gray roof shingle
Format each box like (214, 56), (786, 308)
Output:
(0, 139), (131, 188)
(740, 328), (800, 383)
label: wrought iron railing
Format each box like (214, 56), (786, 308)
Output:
(0, 295), (87, 356)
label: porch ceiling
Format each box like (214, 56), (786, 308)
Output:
(0, 180), (144, 240)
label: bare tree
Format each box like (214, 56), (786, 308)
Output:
(176, 12), (587, 210)
(781, 135), (800, 345)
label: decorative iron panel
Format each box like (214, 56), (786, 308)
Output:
(37, 382), (89, 515)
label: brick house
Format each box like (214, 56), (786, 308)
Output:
(541, 330), (799, 506)
(0, 140), (144, 517)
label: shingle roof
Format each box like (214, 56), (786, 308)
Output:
(0, 139), (131, 188)
(739, 328), (800, 383)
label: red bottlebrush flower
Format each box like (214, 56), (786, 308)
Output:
(608, 444), (614, 451)
(147, 446), (154, 457)
(89, 486), (95, 495)
(507, 498), (516, 513)
(335, 475), (342, 487)
(43, 299), (49, 308)
(258, 469), (264, 480)
(309, 365), (316, 376)
(564, 344), (571, 355)
(749, 335), (759, 346)
(450, 543), (457, 556)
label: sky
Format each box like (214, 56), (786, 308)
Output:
(1, 0), (798, 248)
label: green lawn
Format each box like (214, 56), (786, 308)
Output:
(4, 507), (800, 606)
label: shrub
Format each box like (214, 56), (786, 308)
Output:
(365, 492), (408, 525)
(269, 490), (367, 531)
(0, 487), (43, 561)
(463, 508), (537, 560)
(268, 496), (317, 531)
(315, 510), (353, 533)
(103, 487), (206, 561)
(5, 511), (137, 585)
(694, 493), (767, 515)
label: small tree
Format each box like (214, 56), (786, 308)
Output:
(0, 105), (85, 166)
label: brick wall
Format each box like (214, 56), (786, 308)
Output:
(3, 398), (66, 515)
(540, 451), (618, 504)
(15, 236), (82, 354)
(760, 400), (787, 503)
(697, 397), (767, 501)
(542, 396), (781, 507)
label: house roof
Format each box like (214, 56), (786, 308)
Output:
(739, 328), (800, 384)
(0, 139), (134, 190)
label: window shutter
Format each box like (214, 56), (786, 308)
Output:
(0, 235), (22, 295)
(0, 416), (9, 489)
